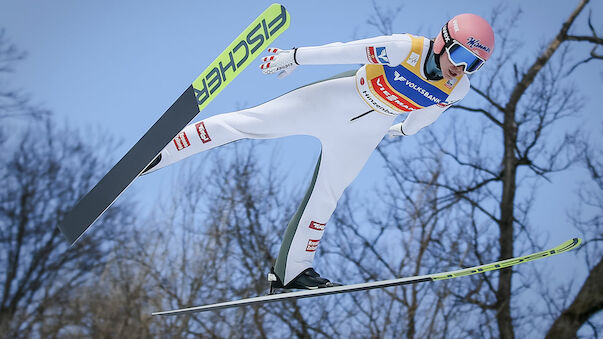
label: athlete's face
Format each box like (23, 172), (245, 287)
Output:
(439, 53), (465, 80)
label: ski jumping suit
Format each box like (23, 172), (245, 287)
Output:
(146, 34), (470, 285)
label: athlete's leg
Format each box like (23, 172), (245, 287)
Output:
(273, 83), (396, 285)
(143, 84), (321, 174)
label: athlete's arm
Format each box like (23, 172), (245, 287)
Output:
(295, 34), (412, 66)
(389, 75), (470, 136)
(260, 34), (412, 77)
(389, 104), (446, 136)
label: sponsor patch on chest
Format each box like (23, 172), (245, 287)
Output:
(406, 52), (420, 67)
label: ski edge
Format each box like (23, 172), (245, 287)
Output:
(152, 237), (581, 316)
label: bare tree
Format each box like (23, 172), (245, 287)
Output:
(0, 29), (136, 338)
(0, 117), (136, 338)
(544, 135), (603, 339)
(332, 0), (603, 338)
(449, 2), (601, 337)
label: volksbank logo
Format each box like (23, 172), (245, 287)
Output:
(393, 71), (441, 104)
(194, 5), (288, 106)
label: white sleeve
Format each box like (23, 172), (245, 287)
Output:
(295, 34), (412, 66)
(398, 75), (471, 135)
(398, 105), (446, 135)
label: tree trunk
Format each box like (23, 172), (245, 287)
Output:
(545, 257), (603, 338)
(497, 122), (518, 339)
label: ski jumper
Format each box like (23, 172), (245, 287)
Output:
(145, 33), (470, 285)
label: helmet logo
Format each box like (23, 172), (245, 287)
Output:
(442, 24), (451, 43)
(466, 37), (491, 53)
(452, 19), (460, 32)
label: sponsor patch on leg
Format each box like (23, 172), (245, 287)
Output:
(306, 239), (320, 252)
(173, 131), (191, 151)
(195, 121), (212, 143)
(309, 221), (326, 231)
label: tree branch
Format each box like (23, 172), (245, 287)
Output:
(505, 0), (589, 113)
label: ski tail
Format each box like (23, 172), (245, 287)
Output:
(152, 238), (582, 316)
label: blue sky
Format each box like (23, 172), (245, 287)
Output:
(1, 0), (601, 275)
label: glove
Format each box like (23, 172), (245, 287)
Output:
(387, 123), (407, 138)
(259, 48), (299, 78)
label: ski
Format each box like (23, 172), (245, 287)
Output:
(58, 4), (290, 245)
(152, 237), (581, 316)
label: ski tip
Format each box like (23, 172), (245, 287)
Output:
(561, 237), (582, 251)
(268, 3), (286, 10)
(266, 3), (290, 28)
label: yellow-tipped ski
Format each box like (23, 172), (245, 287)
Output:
(153, 238), (581, 316)
(192, 4), (290, 111)
(431, 238), (582, 280)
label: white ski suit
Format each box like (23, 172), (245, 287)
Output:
(145, 33), (470, 285)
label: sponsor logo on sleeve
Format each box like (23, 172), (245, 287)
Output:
(195, 121), (212, 143)
(173, 131), (191, 151)
(309, 221), (326, 231)
(375, 47), (389, 64)
(366, 47), (379, 64)
(306, 239), (320, 252)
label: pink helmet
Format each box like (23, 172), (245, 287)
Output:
(433, 13), (495, 62)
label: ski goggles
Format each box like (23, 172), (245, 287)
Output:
(441, 24), (485, 74)
(445, 42), (485, 74)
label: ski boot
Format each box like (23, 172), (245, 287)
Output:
(268, 267), (342, 294)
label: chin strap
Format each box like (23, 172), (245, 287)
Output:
(425, 41), (443, 81)
(434, 51), (441, 69)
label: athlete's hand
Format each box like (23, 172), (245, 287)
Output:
(387, 123), (406, 138)
(260, 48), (298, 78)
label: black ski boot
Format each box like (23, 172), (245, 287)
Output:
(268, 267), (341, 294)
